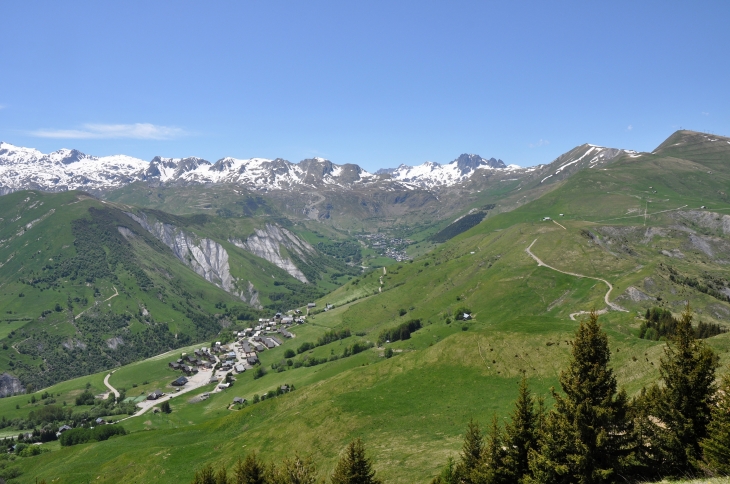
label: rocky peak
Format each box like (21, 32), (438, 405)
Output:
(299, 158), (335, 181)
(452, 154), (506, 174)
(56, 149), (90, 165)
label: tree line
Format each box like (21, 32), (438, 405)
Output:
(190, 438), (382, 484)
(432, 306), (730, 483)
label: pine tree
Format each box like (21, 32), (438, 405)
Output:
(481, 414), (508, 484)
(430, 457), (456, 484)
(527, 310), (632, 484)
(234, 453), (270, 484)
(216, 465), (230, 484)
(192, 464), (217, 484)
(502, 376), (538, 483)
(274, 453), (319, 484)
(701, 371), (730, 475)
(641, 304), (719, 476)
(453, 419), (487, 484)
(330, 438), (381, 484)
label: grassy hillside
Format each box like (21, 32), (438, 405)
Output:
(0, 191), (342, 391)
(6, 131), (730, 483)
(14, 210), (730, 481)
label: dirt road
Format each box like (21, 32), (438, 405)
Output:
(103, 372), (120, 399)
(525, 238), (627, 319)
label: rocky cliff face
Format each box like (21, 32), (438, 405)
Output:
(124, 211), (261, 307)
(0, 373), (24, 397)
(230, 224), (314, 283)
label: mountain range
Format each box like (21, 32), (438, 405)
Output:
(0, 141), (617, 194)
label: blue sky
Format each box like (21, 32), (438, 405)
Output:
(1, 1), (728, 170)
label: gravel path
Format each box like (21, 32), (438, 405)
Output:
(525, 238), (627, 319)
(103, 372), (120, 399)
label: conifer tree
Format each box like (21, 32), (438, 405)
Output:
(430, 457), (457, 484)
(527, 310), (631, 484)
(639, 304), (719, 476)
(216, 465), (230, 484)
(482, 414), (508, 484)
(502, 376), (538, 483)
(234, 453), (270, 484)
(453, 419), (487, 484)
(330, 438), (381, 484)
(192, 464), (216, 484)
(701, 371), (730, 475)
(275, 453), (319, 484)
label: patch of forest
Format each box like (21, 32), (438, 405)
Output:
(639, 307), (727, 340)
(430, 205), (494, 243)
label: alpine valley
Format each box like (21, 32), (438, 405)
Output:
(1, 130), (730, 483)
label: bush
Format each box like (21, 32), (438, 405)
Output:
(253, 367), (266, 380)
(385, 348), (393, 358)
(18, 445), (48, 457)
(160, 401), (171, 414)
(284, 349), (296, 359)
(75, 391), (95, 406)
(296, 342), (315, 354)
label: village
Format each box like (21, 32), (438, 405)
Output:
(139, 305), (312, 410)
(356, 233), (413, 262)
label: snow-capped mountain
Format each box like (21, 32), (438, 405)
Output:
(0, 142), (523, 194)
(531, 145), (633, 185)
(383, 154), (520, 188)
(0, 142), (149, 194)
(172, 156), (376, 189)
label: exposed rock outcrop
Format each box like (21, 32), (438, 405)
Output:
(0, 373), (24, 397)
(621, 286), (656, 302)
(124, 211), (261, 307)
(230, 224), (314, 283)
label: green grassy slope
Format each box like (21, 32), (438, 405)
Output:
(9, 131), (730, 483)
(0, 191), (325, 390)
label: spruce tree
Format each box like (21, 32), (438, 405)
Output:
(641, 304), (719, 476)
(275, 453), (319, 484)
(216, 465), (230, 484)
(330, 438), (382, 484)
(453, 419), (487, 484)
(482, 414), (508, 484)
(502, 376), (538, 483)
(527, 310), (631, 484)
(430, 457), (457, 484)
(233, 453), (269, 484)
(701, 371), (730, 475)
(192, 464), (217, 484)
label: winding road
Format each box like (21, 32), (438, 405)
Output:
(104, 372), (120, 399)
(525, 238), (627, 320)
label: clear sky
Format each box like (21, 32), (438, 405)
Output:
(1, 1), (728, 170)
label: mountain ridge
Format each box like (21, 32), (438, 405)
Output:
(0, 141), (526, 193)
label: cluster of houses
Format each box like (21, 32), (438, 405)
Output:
(161, 310), (307, 393)
(226, 312), (304, 373)
(168, 347), (217, 375)
(357, 233), (414, 262)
